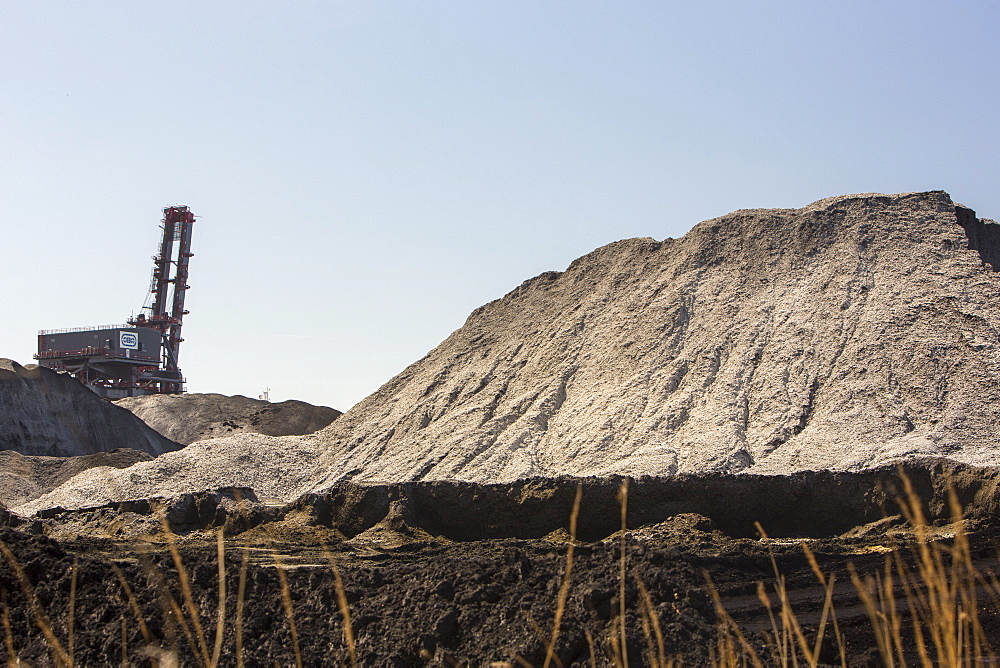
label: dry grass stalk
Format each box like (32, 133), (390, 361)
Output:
(67, 557), (77, 665)
(231, 490), (251, 668)
(0, 539), (71, 667)
(157, 513), (211, 666)
(120, 615), (128, 666)
(137, 548), (190, 659)
(235, 548), (249, 668)
(526, 614), (563, 668)
(868, 469), (995, 666)
(615, 478), (630, 668)
(211, 529), (226, 668)
(543, 483), (583, 668)
(704, 570), (763, 668)
(269, 546), (302, 668)
(753, 579), (784, 664)
(111, 563), (153, 647)
(850, 562), (898, 664)
(888, 548), (933, 668)
(584, 628), (597, 668)
(638, 603), (655, 666)
(2, 594), (16, 667)
(710, 469), (999, 667)
(755, 521), (824, 667)
(800, 542), (846, 667)
(321, 542), (357, 667)
(636, 579), (669, 666)
(844, 469), (999, 667)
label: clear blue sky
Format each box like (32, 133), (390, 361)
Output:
(2, 1), (997, 410)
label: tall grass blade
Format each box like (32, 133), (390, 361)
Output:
(138, 549), (191, 659)
(584, 628), (597, 668)
(2, 593), (16, 667)
(704, 571), (763, 668)
(68, 556), (77, 667)
(849, 564), (894, 666)
(211, 529), (226, 668)
(525, 613), (564, 668)
(800, 542), (846, 667)
(617, 478), (629, 668)
(158, 513), (210, 666)
(111, 563), (153, 646)
(543, 483), (582, 668)
(321, 543), (357, 666)
(269, 546), (302, 668)
(120, 615), (128, 667)
(236, 548), (249, 668)
(0, 539), (71, 667)
(636, 579), (667, 666)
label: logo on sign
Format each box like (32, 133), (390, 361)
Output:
(120, 331), (139, 349)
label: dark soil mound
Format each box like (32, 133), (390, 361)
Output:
(0, 359), (181, 458)
(0, 525), (717, 666)
(297, 459), (1000, 542)
(27, 460), (1000, 546)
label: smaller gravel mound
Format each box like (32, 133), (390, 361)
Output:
(115, 393), (341, 445)
(14, 433), (323, 516)
(0, 449), (153, 508)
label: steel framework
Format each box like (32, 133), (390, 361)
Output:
(128, 206), (196, 393)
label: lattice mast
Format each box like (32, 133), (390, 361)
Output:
(129, 206), (195, 393)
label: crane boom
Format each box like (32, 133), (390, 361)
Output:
(129, 205), (195, 393)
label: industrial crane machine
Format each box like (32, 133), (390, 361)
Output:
(35, 206), (197, 397)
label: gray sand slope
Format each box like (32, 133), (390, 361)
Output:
(307, 191), (1000, 486)
(0, 359), (182, 458)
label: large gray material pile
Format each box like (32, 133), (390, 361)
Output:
(26, 191), (1000, 512)
(115, 393), (341, 445)
(0, 360), (182, 458)
(306, 191), (1000, 486)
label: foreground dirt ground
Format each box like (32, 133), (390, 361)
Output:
(2, 502), (1000, 665)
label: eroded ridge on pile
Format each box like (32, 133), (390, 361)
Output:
(307, 191), (1000, 485)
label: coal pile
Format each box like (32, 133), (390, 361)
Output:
(0, 359), (181, 458)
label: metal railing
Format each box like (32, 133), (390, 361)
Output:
(34, 347), (158, 362)
(38, 324), (130, 336)
(34, 347), (110, 359)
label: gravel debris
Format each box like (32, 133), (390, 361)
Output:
(14, 433), (321, 516)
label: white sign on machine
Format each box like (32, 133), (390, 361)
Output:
(120, 331), (139, 349)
